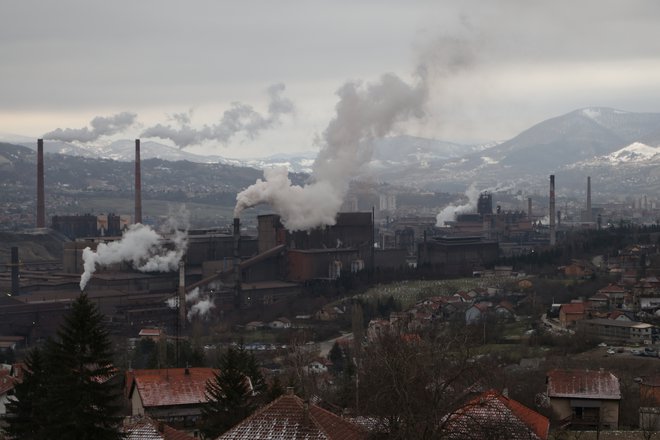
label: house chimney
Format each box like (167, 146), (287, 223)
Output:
(586, 176), (592, 222)
(135, 139), (142, 224)
(549, 175), (556, 246)
(178, 260), (186, 331)
(36, 139), (45, 228)
(10, 247), (19, 296)
(527, 197), (532, 219)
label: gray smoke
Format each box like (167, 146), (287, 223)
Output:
(141, 83), (294, 148)
(234, 73), (427, 230)
(44, 112), (137, 143)
(79, 208), (189, 291)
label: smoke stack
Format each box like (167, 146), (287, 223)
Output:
(549, 175), (556, 246)
(178, 261), (186, 331)
(586, 176), (592, 222)
(36, 139), (45, 228)
(135, 139), (142, 224)
(10, 247), (19, 296)
(557, 210), (562, 227)
(527, 197), (532, 219)
(233, 218), (241, 295)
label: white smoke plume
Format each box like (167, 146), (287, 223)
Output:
(435, 183), (515, 227)
(141, 83), (294, 148)
(44, 112), (137, 143)
(235, 73), (427, 230)
(79, 208), (189, 291)
(187, 298), (216, 321)
(165, 286), (217, 321)
(435, 184), (481, 227)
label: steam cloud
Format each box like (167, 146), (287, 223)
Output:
(435, 183), (514, 227)
(165, 287), (216, 321)
(79, 209), (189, 291)
(141, 83), (294, 148)
(234, 73), (428, 230)
(44, 112), (137, 143)
(435, 184), (481, 227)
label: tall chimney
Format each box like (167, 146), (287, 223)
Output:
(178, 261), (186, 331)
(135, 139), (142, 224)
(233, 218), (242, 302)
(10, 247), (20, 296)
(586, 176), (592, 222)
(527, 197), (532, 219)
(36, 139), (45, 228)
(549, 175), (556, 246)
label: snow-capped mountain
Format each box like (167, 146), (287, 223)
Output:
(572, 142), (660, 167)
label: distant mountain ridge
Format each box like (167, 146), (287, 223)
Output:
(4, 107), (660, 197)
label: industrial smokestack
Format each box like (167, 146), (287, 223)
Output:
(178, 261), (186, 332)
(557, 210), (561, 227)
(135, 139), (142, 224)
(527, 197), (532, 219)
(586, 176), (592, 222)
(549, 175), (556, 246)
(233, 218), (241, 295)
(36, 139), (45, 228)
(10, 247), (19, 296)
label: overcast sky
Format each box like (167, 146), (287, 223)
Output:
(2, 0), (660, 158)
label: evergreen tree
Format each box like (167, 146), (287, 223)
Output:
(43, 294), (123, 439)
(4, 348), (52, 440)
(200, 345), (266, 439)
(6, 294), (123, 439)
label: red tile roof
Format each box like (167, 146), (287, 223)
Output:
(129, 368), (217, 408)
(216, 393), (367, 440)
(560, 303), (586, 315)
(446, 390), (549, 440)
(547, 369), (621, 400)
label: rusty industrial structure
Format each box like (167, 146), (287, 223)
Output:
(1, 137), (545, 346)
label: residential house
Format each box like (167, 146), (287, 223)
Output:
(127, 367), (216, 435)
(215, 389), (367, 439)
(562, 260), (594, 279)
(597, 284), (628, 309)
(0, 366), (20, 417)
(245, 321), (265, 331)
(269, 317), (292, 329)
(546, 369), (621, 430)
(465, 302), (492, 325)
(444, 389), (549, 440)
(494, 301), (516, 321)
(559, 302), (588, 328)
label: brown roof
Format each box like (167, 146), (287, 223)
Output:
(216, 393), (367, 440)
(446, 390), (549, 440)
(547, 369), (621, 400)
(129, 368), (216, 408)
(560, 303), (586, 315)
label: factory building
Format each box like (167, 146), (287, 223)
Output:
(418, 235), (499, 277)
